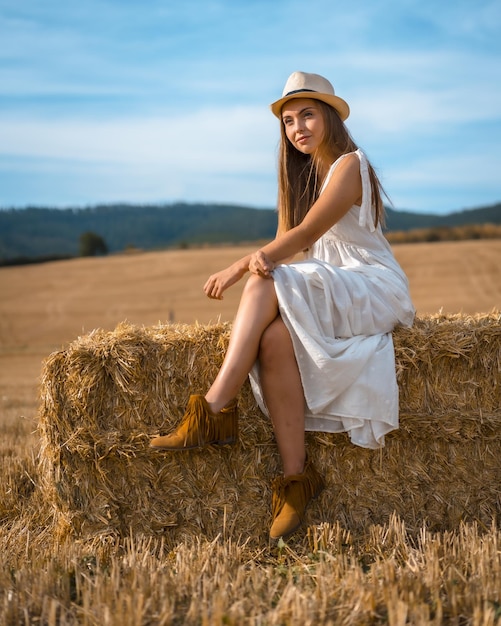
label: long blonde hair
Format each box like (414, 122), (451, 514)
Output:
(276, 100), (386, 234)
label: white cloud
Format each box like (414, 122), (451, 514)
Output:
(390, 151), (501, 187)
(0, 0), (500, 212)
(339, 48), (501, 141)
(0, 106), (277, 174)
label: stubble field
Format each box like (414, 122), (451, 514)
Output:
(0, 238), (500, 624)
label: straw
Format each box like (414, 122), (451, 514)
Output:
(37, 312), (501, 541)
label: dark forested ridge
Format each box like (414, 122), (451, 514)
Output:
(0, 201), (500, 264)
(385, 204), (501, 230)
(0, 203), (278, 262)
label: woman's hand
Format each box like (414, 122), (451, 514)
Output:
(204, 261), (247, 300)
(249, 250), (275, 278)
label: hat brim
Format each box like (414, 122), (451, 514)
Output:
(270, 91), (350, 121)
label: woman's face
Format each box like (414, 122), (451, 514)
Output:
(281, 98), (325, 155)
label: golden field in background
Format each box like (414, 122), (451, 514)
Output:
(1, 238), (500, 624)
(1, 238), (500, 412)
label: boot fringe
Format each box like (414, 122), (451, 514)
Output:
(214, 399), (239, 444)
(150, 395), (238, 449)
(270, 457), (324, 538)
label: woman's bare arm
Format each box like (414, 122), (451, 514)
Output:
(204, 253), (252, 300)
(250, 154), (362, 276)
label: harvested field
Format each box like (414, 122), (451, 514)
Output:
(1, 239), (501, 624)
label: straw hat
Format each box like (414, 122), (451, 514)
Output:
(270, 71), (350, 121)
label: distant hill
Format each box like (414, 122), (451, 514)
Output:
(0, 203), (278, 262)
(0, 201), (499, 263)
(385, 204), (501, 231)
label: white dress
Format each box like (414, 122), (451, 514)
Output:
(249, 149), (415, 449)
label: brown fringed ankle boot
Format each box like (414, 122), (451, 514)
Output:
(269, 456), (324, 539)
(150, 394), (238, 450)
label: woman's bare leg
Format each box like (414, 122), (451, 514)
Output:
(205, 274), (279, 412)
(205, 274), (305, 476)
(259, 317), (306, 476)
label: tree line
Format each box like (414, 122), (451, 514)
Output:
(0, 201), (499, 265)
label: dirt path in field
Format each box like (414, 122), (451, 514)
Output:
(0, 239), (499, 425)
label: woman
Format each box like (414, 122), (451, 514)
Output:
(151, 71), (415, 539)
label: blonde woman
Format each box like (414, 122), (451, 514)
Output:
(151, 71), (415, 539)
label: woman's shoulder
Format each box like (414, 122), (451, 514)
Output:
(321, 151), (362, 192)
(332, 149), (364, 168)
(327, 150), (363, 177)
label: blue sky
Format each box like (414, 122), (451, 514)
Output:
(1, 0), (500, 214)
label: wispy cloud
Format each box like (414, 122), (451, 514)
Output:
(0, 0), (500, 212)
(0, 106), (276, 168)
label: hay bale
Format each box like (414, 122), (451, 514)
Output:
(37, 313), (501, 541)
(394, 313), (501, 414)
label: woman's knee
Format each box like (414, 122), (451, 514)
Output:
(243, 273), (275, 298)
(239, 275), (278, 319)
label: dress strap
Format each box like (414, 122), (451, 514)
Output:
(354, 149), (376, 232)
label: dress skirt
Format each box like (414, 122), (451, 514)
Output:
(248, 258), (410, 449)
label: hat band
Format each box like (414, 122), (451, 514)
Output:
(284, 88), (317, 97)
